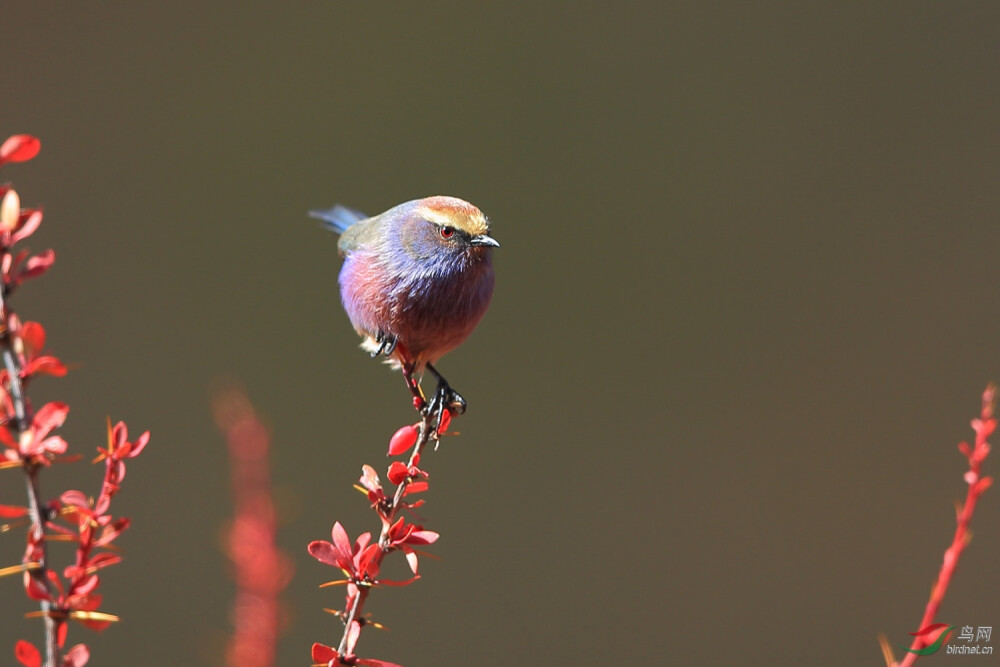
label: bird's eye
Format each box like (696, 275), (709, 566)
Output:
(439, 226), (455, 239)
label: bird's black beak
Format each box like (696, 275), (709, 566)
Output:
(470, 234), (500, 248)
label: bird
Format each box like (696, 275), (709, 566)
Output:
(309, 196), (499, 417)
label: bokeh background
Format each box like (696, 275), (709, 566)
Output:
(2, 3), (999, 665)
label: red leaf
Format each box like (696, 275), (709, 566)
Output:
(311, 643), (339, 662)
(69, 574), (99, 596)
(94, 517), (130, 547)
(0, 504), (29, 518)
(24, 571), (51, 601)
(332, 521), (352, 561)
(377, 574), (419, 587)
(388, 424), (418, 456)
(76, 616), (111, 633)
(403, 481), (428, 496)
(0, 135), (41, 165)
(87, 552), (123, 571)
(387, 461), (408, 485)
(38, 436), (68, 456)
(354, 531), (372, 554)
(128, 430), (150, 458)
(356, 543), (382, 579)
(63, 644), (90, 667)
(20, 321), (45, 356)
(359, 464), (382, 493)
(14, 640), (41, 667)
(11, 209), (43, 244)
(33, 402), (69, 439)
(910, 622), (950, 637)
(20, 250), (55, 280)
(110, 422), (127, 450)
(25, 357), (68, 378)
(307, 540), (340, 568)
(60, 490), (89, 509)
(437, 408), (452, 434)
(407, 529), (439, 545)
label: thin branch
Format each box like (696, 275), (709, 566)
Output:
(335, 409), (439, 657)
(892, 385), (994, 666)
(1, 258), (58, 667)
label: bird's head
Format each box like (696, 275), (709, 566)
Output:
(395, 196), (499, 264)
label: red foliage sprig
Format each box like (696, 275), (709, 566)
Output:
(213, 387), (293, 667)
(0, 135), (150, 667)
(308, 408), (451, 667)
(881, 385), (994, 666)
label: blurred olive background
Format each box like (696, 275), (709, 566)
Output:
(2, 3), (999, 665)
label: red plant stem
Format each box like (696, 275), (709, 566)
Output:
(336, 409), (438, 656)
(895, 389), (994, 667)
(1, 280), (58, 667)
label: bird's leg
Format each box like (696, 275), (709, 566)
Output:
(370, 330), (398, 358)
(425, 362), (467, 418)
(401, 362), (426, 412)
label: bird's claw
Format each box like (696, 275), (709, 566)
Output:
(421, 362), (466, 420)
(371, 330), (398, 358)
(424, 380), (466, 419)
(444, 388), (466, 415)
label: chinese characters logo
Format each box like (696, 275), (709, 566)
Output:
(902, 623), (993, 656)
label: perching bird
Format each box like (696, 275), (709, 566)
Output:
(310, 196), (499, 416)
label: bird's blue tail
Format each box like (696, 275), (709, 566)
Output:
(309, 204), (368, 235)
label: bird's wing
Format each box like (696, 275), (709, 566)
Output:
(338, 215), (385, 258)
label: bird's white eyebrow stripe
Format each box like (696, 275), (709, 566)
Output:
(419, 208), (456, 226)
